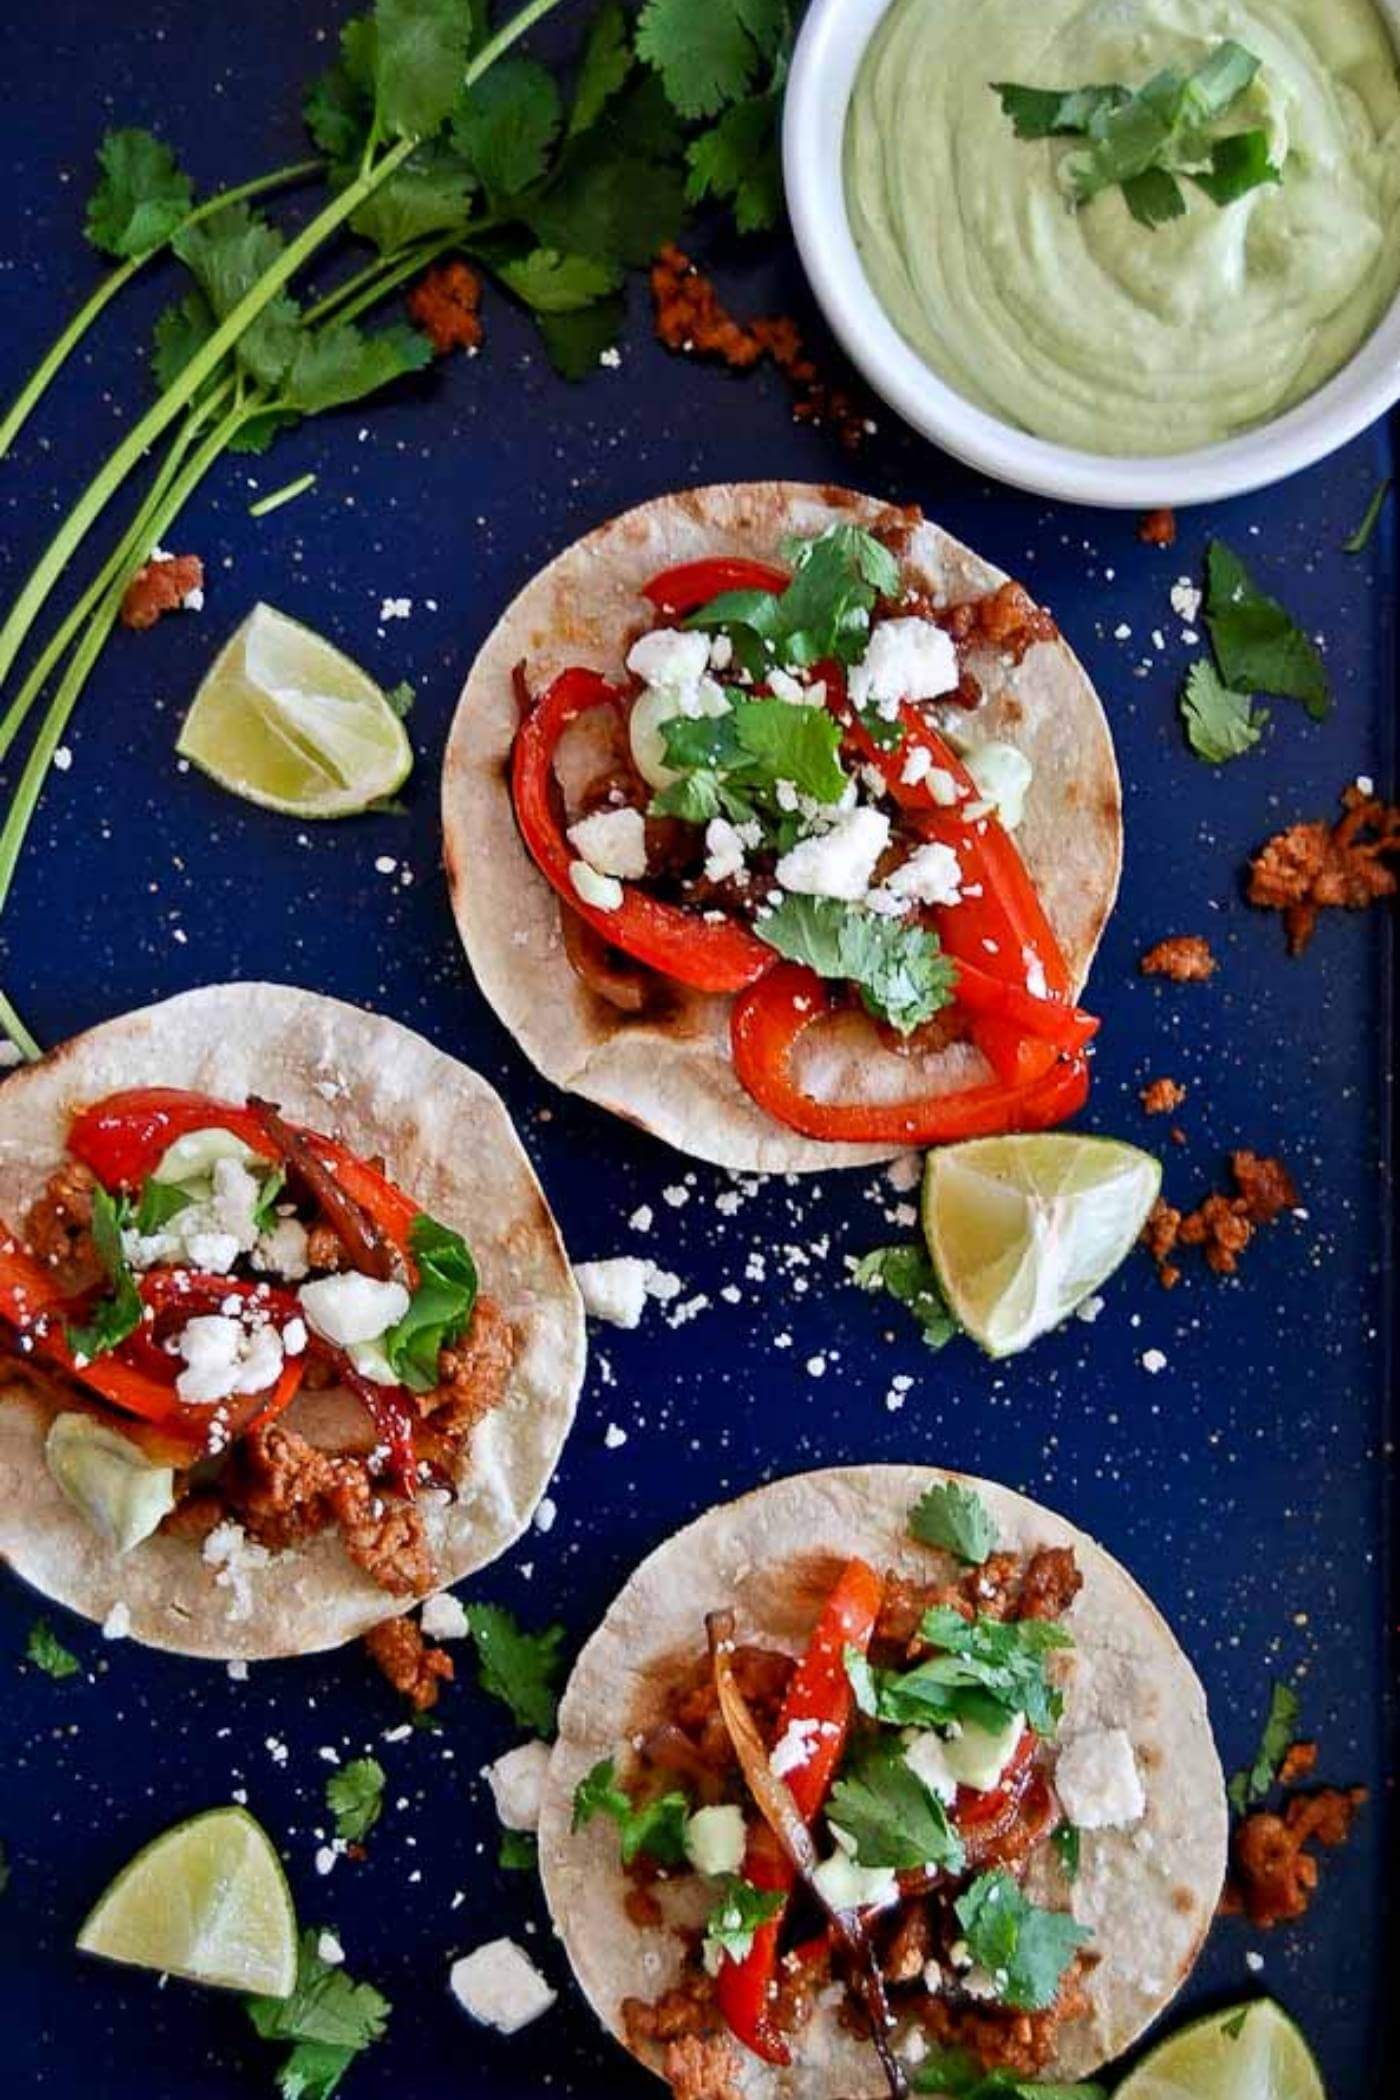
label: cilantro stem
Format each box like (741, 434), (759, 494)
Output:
(0, 380), (234, 770)
(0, 158), (321, 464)
(467, 0), (571, 84)
(248, 471), (317, 518)
(0, 989), (42, 1062)
(0, 393), (256, 924)
(0, 133), (416, 697)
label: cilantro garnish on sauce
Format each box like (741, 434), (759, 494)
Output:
(994, 41), (1282, 228)
(954, 1868), (1091, 2011)
(827, 1737), (966, 1872)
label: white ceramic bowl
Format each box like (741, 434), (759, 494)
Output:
(783, 0), (1400, 508)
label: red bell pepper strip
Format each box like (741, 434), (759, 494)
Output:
(717, 1557), (885, 2066)
(641, 557), (789, 619)
(841, 700), (1087, 1087)
(954, 1727), (1038, 1834)
(511, 667), (776, 994)
(730, 964), (1091, 1146)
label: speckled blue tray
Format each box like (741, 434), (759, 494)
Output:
(0, 4), (1394, 2096)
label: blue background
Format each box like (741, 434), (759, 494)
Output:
(0, 4), (1394, 2095)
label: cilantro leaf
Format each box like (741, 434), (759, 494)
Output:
(854, 1246), (959, 1353)
(172, 204), (301, 390)
(1121, 166), (1187, 228)
(134, 1175), (194, 1235)
(304, 20), (377, 176)
(373, 0), (476, 141)
(688, 524), (897, 673)
(1227, 1681), (1301, 1814)
(702, 1876), (784, 1966)
(151, 290), (218, 393)
(828, 1739), (966, 1872)
(571, 1756), (691, 1866)
(1345, 478), (1392, 556)
(954, 1869), (1090, 2011)
(1179, 659), (1268, 764)
(382, 1214), (478, 1393)
(528, 115), (687, 268)
(283, 321), (432, 414)
(498, 1829), (538, 1871)
(908, 1481), (996, 1563)
(1204, 541), (1330, 719)
(854, 1610), (1070, 1738)
(535, 296), (627, 379)
(569, 1), (633, 137)
(247, 1928), (389, 2100)
(326, 1757), (386, 1843)
(636, 0), (788, 121)
(494, 248), (623, 314)
(991, 84), (1128, 141)
(687, 94), (783, 234)
(464, 1604), (565, 1735)
(26, 1619), (81, 1681)
(756, 896), (958, 1036)
(65, 1185), (141, 1362)
(349, 139), (476, 253)
(1192, 130), (1282, 207)
(453, 55), (562, 199)
(85, 129), (195, 259)
(1051, 1821), (1081, 1882)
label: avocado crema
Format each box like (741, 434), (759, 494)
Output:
(845, 0), (1400, 454)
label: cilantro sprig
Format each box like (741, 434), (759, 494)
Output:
(827, 1738), (965, 1872)
(854, 1246), (959, 1352)
(465, 1604), (566, 1735)
(571, 1756), (691, 1866)
(325, 1758), (386, 1844)
(1178, 540), (1329, 763)
(637, 0), (794, 232)
(995, 41), (1282, 229)
(756, 895), (958, 1036)
(245, 1928), (389, 2100)
(650, 695), (849, 827)
(702, 1875), (785, 1967)
(908, 1481), (996, 1564)
(953, 1869), (1090, 2011)
(848, 1609), (1070, 1740)
(26, 1619), (82, 1681)
(64, 1185), (142, 1363)
(1227, 1681), (1301, 1815)
(686, 524), (900, 675)
(913, 2045), (1103, 2100)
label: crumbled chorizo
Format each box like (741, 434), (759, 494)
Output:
(23, 1159), (104, 1295)
(120, 552), (203, 631)
(650, 245), (869, 450)
(1226, 1787), (1366, 1928)
(623, 1971), (718, 2050)
(332, 1473), (436, 1597)
(305, 1222), (346, 1271)
(921, 1956), (1092, 2077)
(1138, 507), (1177, 547)
(407, 260), (483, 355)
(970, 579), (1060, 662)
(229, 1425), (436, 1595)
(1278, 1740), (1319, 1788)
(1141, 1077), (1187, 1115)
(1016, 1546), (1083, 1622)
(662, 2034), (741, 2100)
(1140, 934), (1217, 981)
(1142, 1154), (1298, 1286)
(416, 1296), (517, 1466)
(1248, 785), (1400, 954)
(363, 1612), (454, 1711)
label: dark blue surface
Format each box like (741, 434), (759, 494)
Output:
(0, 5), (1394, 2096)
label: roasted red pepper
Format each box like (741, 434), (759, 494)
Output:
(511, 666), (776, 994)
(641, 557), (789, 619)
(717, 1557), (885, 2065)
(730, 964), (1091, 1146)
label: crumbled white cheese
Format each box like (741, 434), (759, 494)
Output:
(1170, 579), (1203, 625)
(298, 1273), (410, 1349)
(174, 1315), (285, 1405)
(684, 1803), (747, 1878)
(703, 816), (761, 886)
(420, 1591), (470, 1641)
(849, 618), (959, 720)
(202, 1520), (274, 1621)
(484, 1740), (551, 1832)
(626, 626), (712, 693)
(770, 1715), (823, 1778)
(878, 840), (962, 908)
(449, 1939), (556, 2033)
(102, 1601), (131, 1641)
(253, 1214), (310, 1281)
(775, 806), (890, 901)
(126, 1154), (266, 1277)
(1054, 1727), (1146, 1829)
(573, 1256), (679, 1328)
(814, 1828), (899, 1913)
(567, 806), (648, 880)
(568, 859), (623, 912)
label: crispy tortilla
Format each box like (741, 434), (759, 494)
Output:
(0, 983), (586, 1660)
(538, 1465), (1227, 2092)
(443, 483), (1122, 1173)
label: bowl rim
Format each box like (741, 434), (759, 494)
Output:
(782, 0), (1400, 509)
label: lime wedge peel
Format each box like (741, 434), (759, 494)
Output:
(177, 602), (412, 818)
(1114, 2000), (1326, 2100)
(922, 1132), (1162, 1359)
(77, 1805), (297, 1998)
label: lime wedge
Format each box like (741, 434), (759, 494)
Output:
(922, 1132), (1161, 1358)
(1114, 2001), (1326, 2100)
(177, 602), (411, 817)
(77, 1805), (297, 1997)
